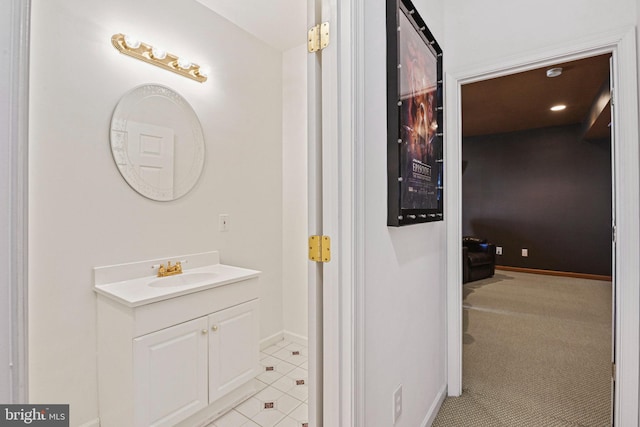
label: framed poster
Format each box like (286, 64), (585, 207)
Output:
(387, 0), (443, 226)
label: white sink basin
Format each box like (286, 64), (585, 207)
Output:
(148, 272), (218, 288)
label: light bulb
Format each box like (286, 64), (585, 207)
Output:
(550, 104), (566, 112)
(177, 57), (192, 69)
(197, 65), (211, 77)
(151, 46), (167, 60)
(124, 35), (141, 49)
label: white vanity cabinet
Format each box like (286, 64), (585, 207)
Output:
(133, 317), (209, 427)
(94, 254), (261, 427)
(208, 299), (260, 403)
(132, 299), (260, 427)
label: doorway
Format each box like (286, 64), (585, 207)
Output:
(6, 0), (360, 424)
(445, 28), (640, 426)
(454, 53), (614, 424)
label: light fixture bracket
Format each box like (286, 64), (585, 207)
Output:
(111, 33), (207, 83)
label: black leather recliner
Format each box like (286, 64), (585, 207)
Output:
(462, 236), (496, 283)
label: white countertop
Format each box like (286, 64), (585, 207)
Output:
(94, 263), (260, 308)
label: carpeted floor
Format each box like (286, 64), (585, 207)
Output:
(433, 271), (612, 427)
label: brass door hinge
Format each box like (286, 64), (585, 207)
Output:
(309, 235), (331, 262)
(308, 22), (330, 53)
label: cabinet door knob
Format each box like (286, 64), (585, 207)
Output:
(211, 325), (219, 332)
(201, 329), (208, 335)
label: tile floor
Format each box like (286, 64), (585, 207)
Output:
(207, 340), (309, 427)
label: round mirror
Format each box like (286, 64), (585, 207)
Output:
(110, 84), (205, 201)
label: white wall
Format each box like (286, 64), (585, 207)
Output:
(282, 44), (308, 340)
(29, 0), (283, 425)
(444, 0), (636, 72)
(363, 0), (447, 426)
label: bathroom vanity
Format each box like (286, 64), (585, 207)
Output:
(94, 251), (261, 427)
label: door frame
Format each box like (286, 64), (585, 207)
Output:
(445, 26), (639, 426)
(2, 0), (30, 404)
(308, 0), (363, 425)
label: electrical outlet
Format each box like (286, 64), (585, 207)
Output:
(393, 385), (402, 424)
(219, 214), (230, 232)
(496, 246), (503, 255)
(522, 248), (528, 257)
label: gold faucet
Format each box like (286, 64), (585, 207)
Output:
(157, 261), (183, 277)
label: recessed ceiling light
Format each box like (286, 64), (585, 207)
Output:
(550, 104), (566, 111)
(546, 67), (563, 78)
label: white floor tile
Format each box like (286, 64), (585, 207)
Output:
(285, 367), (307, 382)
(219, 343), (309, 427)
(276, 393), (302, 415)
(214, 410), (250, 427)
(289, 403), (309, 423)
(255, 385), (285, 403)
(250, 408), (288, 427)
(259, 355), (280, 367)
(254, 379), (269, 392)
(271, 376), (296, 394)
(285, 343), (303, 353)
(286, 354), (307, 366)
(236, 397), (262, 419)
(286, 384), (309, 402)
(273, 348), (293, 361)
(262, 345), (281, 356)
(274, 416), (299, 427)
(256, 369), (284, 385)
(275, 360), (297, 375)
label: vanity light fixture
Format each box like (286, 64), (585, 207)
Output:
(111, 33), (208, 83)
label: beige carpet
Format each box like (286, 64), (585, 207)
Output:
(433, 271), (612, 427)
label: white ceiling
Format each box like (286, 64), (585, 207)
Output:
(194, 0), (307, 51)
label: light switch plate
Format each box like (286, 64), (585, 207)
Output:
(522, 248), (528, 257)
(219, 214), (230, 232)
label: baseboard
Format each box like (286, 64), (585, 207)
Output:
(496, 265), (612, 281)
(421, 383), (447, 427)
(260, 330), (309, 350)
(175, 380), (261, 427)
(78, 418), (101, 427)
(260, 331), (285, 350)
(283, 330), (308, 346)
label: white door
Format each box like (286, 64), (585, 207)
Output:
(608, 56), (616, 426)
(0, 1), (12, 398)
(307, 5), (324, 417)
(1, 0), (29, 405)
(133, 317), (209, 427)
(307, 0), (344, 425)
(208, 299), (260, 403)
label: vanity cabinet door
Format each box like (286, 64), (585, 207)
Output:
(133, 316), (209, 427)
(208, 299), (260, 403)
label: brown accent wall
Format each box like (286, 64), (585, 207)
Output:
(462, 124), (612, 276)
